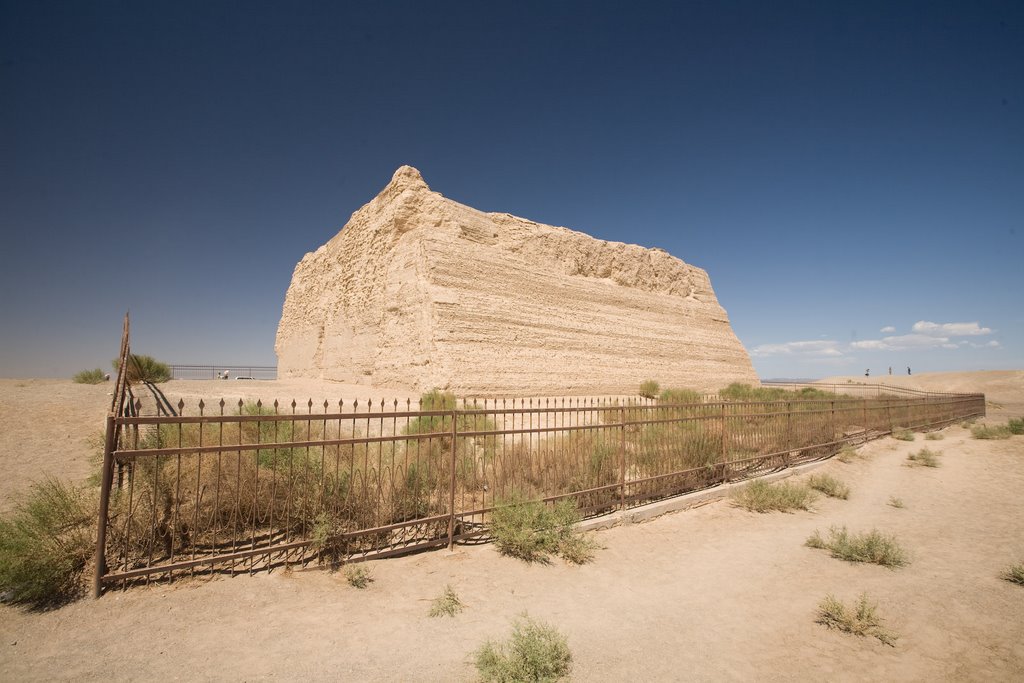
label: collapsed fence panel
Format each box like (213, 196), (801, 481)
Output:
(94, 389), (985, 594)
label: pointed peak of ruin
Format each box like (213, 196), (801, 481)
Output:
(387, 165), (429, 192)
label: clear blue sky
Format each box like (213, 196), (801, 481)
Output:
(1, 1), (1021, 380)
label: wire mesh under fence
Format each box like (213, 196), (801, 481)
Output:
(94, 392), (986, 592)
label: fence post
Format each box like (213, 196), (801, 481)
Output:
(619, 405), (626, 511)
(93, 413), (116, 598)
(785, 401), (792, 466)
(721, 403), (729, 484)
(447, 407), (458, 550)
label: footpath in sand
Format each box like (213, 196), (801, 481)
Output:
(1, 421), (1022, 681)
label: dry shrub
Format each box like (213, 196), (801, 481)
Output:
(906, 448), (940, 468)
(429, 584), (464, 617)
(73, 368), (106, 384)
(344, 564), (372, 588)
(638, 379), (660, 399)
(733, 479), (817, 513)
(488, 496), (596, 564)
(972, 424), (1012, 440)
(0, 479), (95, 607)
(924, 432), (944, 441)
(806, 526), (908, 568)
(807, 473), (850, 499)
(817, 594), (897, 646)
(475, 615), (572, 682)
(892, 429), (915, 442)
(1002, 563), (1024, 586)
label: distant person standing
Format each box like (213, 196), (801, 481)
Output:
(907, 366), (911, 376)
(865, 369), (870, 377)
(888, 367), (892, 375)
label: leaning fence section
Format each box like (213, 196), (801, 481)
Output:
(94, 384), (985, 594)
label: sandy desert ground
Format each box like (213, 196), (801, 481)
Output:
(0, 372), (1022, 681)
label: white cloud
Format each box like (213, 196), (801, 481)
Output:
(968, 340), (1001, 349)
(851, 333), (956, 352)
(751, 340), (843, 358)
(879, 326), (896, 333)
(912, 321), (992, 337)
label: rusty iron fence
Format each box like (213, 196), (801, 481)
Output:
(93, 319), (986, 596)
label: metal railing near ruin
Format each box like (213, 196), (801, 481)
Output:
(93, 319), (986, 597)
(168, 364), (278, 380)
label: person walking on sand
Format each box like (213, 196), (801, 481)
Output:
(865, 369), (870, 377)
(907, 366), (911, 376)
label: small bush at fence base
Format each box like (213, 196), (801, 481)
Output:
(733, 479), (817, 513)
(817, 593), (898, 646)
(892, 429), (915, 442)
(1009, 418), (1024, 435)
(0, 479), (95, 608)
(344, 564), (373, 588)
(489, 496), (594, 564)
(475, 615), (572, 683)
(972, 424), (1012, 440)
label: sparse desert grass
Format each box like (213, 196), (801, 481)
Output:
(72, 368), (106, 384)
(1008, 418), (1024, 435)
(429, 584), (464, 617)
(924, 432), (944, 441)
(733, 479), (817, 513)
(806, 526), (909, 568)
(807, 473), (850, 499)
(971, 424), (1012, 440)
(906, 448), (941, 468)
(0, 479), (95, 607)
(639, 379), (660, 399)
(489, 496), (596, 564)
(816, 593), (898, 646)
(475, 615), (572, 682)
(1002, 563), (1024, 586)
(892, 428), (915, 442)
(344, 564), (373, 588)
(959, 418), (978, 428)
(888, 496), (905, 509)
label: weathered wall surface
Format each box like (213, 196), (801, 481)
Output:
(275, 166), (759, 395)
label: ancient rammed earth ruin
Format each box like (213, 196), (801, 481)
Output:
(275, 166), (758, 395)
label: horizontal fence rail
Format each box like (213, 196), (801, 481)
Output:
(94, 388), (985, 594)
(169, 365), (278, 380)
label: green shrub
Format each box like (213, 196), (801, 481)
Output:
(638, 380), (660, 399)
(0, 479), (95, 607)
(429, 584), (464, 617)
(344, 564), (373, 588)
(906, 448), (940, 468)
(816, 593), (898, 646)
(1002, 563), (1024, 586)
(112, 354), (171, 383)
(733, 479), (817, 513)
(924, 432), (944, 441)
(807, 473), (850, 499)
(892, 429), (915, 442)
(888, 496), (905, 509)
(72, 368), (106, 384)
(488, 496), (594, 564)
(971, 424), (1011, 440)
(475, 615), (572, 682)
(806, 526), (908, 568)
(1008, 418), (1024, 435)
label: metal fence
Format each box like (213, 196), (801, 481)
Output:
(93, 318), (986, 596)
(169, 365), (277, 380)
